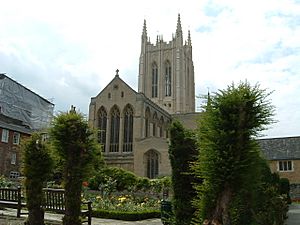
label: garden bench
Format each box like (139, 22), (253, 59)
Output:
(43, 188), (92, 225)
(0, 187), (92, 225)
(0, 187), (25, 218)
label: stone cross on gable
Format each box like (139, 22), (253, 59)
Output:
(116, 69), (119, 76)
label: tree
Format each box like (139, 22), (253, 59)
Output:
(23, 133), (53, 225)
(169, 120), (198, 225)
(193, 82), (274, 225)
(50, 107), (102, 225)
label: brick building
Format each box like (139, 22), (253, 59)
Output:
(0, 114), (31, 178)
(0, 74), (54, 179)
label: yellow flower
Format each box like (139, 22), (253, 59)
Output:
(118, 196), (127, 203)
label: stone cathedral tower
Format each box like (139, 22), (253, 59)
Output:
(89, 14), (199, 178)
(138, 14), (195, 114)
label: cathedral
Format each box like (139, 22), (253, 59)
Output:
(89, 15), (199, 178)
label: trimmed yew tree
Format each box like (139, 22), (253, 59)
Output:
(50, 108), (101, 225)
(23, 133), (53, 225)
(169, 120), (198, 225)
(193, 82), (274, 225)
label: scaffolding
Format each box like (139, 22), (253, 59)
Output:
(0, 74), (54, 130)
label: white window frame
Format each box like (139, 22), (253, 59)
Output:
(9, 171), (20, 179)
(13, 132), (20, 145)
(278, 160), (293, 172)
(11, 152), (17, 165)
(1, 129), (9, 143)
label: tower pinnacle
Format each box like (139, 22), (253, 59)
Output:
(142, 19), (147, 37)
(176, 14), (182, 36)
(188, 30), (192, 46)
(175, 14), (183, 46)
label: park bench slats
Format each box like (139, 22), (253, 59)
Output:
(43, 188), (66, 212)
(0, 188), (18, 201)
(0, 187), (24, 217)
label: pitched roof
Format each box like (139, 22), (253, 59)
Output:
(258, 136), (300, 160)
(91, 73), (171, 118)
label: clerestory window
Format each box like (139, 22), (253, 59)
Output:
(145, 107), (150, 138)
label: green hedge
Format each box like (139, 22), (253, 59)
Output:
(92, 209), (160, 221)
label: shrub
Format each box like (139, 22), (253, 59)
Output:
(22, 133), (53, 225)
(88, 167), (137, 192)
(89, 166), (171, 197)
(0, 176), (15, 188)
(279, 178), (291, 204)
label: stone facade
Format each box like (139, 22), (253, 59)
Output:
(89, 15), (197, 178)
(89, 74), (172, 177)
(268, 160), (300, 183)
(138, 15), (195, 114)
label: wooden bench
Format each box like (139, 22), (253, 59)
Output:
(0, 187), (25, 217)
(0, 187), (92, 225)
(43, 188), (92, 225)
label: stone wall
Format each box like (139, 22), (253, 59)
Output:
(269, 160), (300, 183)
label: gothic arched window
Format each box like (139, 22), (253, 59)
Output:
(152, 112), (157, 137)
(145, 150), (159, 179)
(123, 105), (134, 152)
(165, 61), (171, 96)
(98, 106), (107, 152)
(152, 63), (158, 98)
(145, 107), (150, 137)
(159, 116), (164, 138)
(110, 105), (120, 152)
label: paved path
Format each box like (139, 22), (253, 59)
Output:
(285, 203), (300, 225)
(0, 208), (163, 225)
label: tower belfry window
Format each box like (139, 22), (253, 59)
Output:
(165, 62), (171, 96)
(152, 63), (158, 98)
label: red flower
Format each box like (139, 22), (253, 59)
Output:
(82, 181), (89, 187)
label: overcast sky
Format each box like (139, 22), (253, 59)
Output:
(0, 0), (299, 138)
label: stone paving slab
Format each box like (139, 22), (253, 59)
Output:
(0, 208), (163, 225)
(284, 203), (300, 225)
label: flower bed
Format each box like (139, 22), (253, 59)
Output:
(83, 191), (161, 220)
